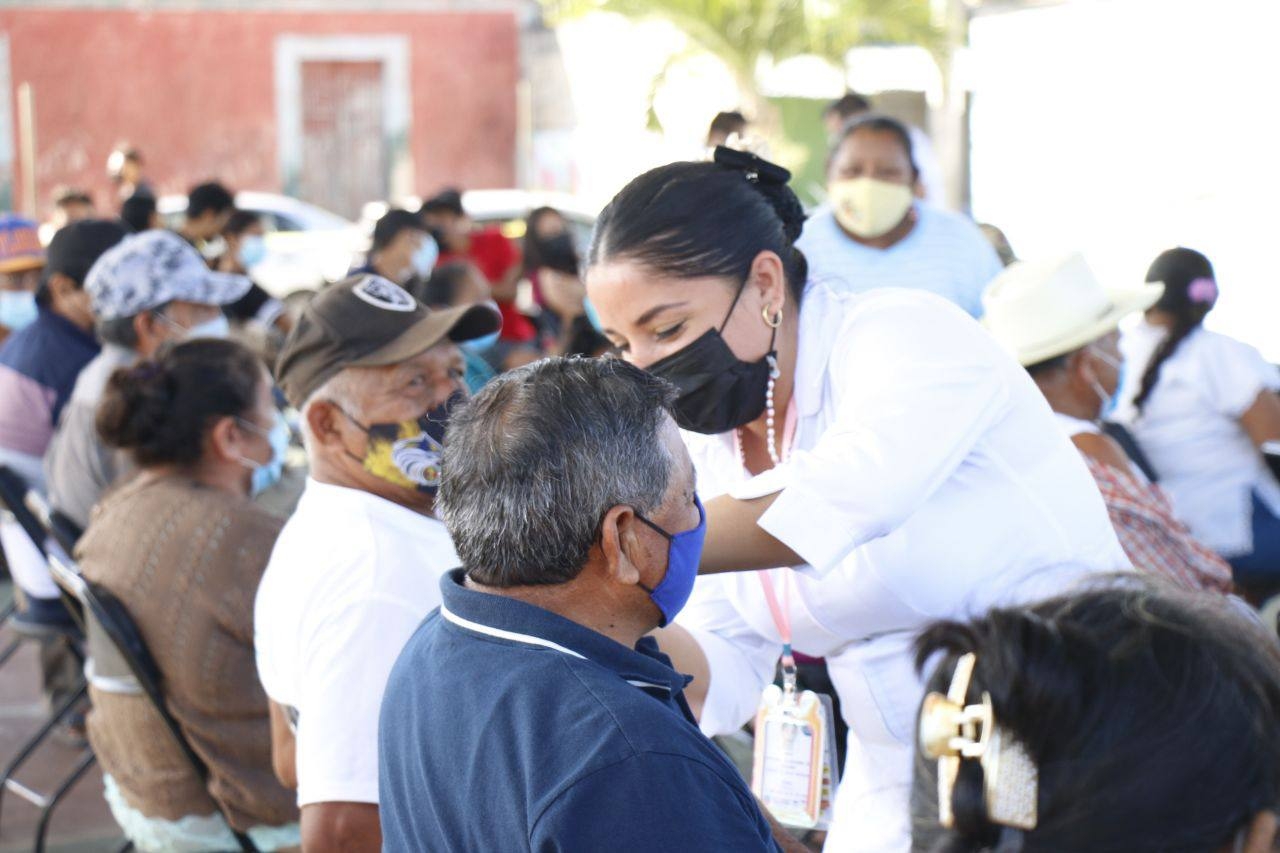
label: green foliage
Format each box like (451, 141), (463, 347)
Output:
(542, 0), (942, 80)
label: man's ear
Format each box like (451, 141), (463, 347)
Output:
(46, 272), (78, 301)
(599, 504), (644, 586)
(304, 399), (345, 449)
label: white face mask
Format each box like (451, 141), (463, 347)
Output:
(829, 177), (914, 239)
(158, 310), (230, 340)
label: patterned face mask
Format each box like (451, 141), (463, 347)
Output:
(335, 392), (465, 494)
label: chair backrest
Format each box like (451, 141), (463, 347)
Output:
(45, 547), (258, 852)
(0, 465), (47, 558)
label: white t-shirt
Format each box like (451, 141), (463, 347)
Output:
(676, 283), (1127, 851)
(795, 203), (1003, 318)
(254, 478), (459, 807)
(1116, 321), (1280, 556)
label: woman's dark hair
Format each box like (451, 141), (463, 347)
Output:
(97, 338), (264, 468)
(223, 209), (261, 238)
(415, 261), (476, 308)
(372, 209), (425, 252)
(1133, 247), (1216, 413)
(911, 577), (1280, 853)
(829, 113), (920, 179)
(523, 206), (567, 274)
(587, 154), (809, 304)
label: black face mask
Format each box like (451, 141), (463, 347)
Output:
(646, 282), (777, 435)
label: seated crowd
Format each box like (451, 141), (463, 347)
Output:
(1, 106), (1280, 853)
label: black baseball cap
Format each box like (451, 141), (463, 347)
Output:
(44, 218), (127, 286)
(276, 274), (502, 408)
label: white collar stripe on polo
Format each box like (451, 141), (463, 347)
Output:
(440, 605), (586, 660)
(439, 605), (672, 694)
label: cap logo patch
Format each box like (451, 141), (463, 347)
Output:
(353, 276), (416, 312)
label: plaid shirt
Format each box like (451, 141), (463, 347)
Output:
(1083, 455), (1233, 594)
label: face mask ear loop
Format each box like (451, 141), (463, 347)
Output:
(718, 277), (752, 334)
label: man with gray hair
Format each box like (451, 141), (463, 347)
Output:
(378, 357), (786, 852)
(254, 274), (498, 852)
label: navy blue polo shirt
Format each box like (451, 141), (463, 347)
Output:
(379, 569), (780, 853)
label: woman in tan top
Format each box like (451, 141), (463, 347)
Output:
(78, 337), (298, 851)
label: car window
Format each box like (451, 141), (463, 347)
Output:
(273, 212), (305, 232)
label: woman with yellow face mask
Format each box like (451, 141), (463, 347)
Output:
(796, 114), (1003, 318)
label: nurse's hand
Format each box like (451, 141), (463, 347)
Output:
(701, 493), (804, 575)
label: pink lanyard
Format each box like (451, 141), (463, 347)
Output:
(737, 400), (801, 685)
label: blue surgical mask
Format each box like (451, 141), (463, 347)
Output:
(0, 290), (38, 331)
(237, 411), (290, 497)
(583, 297), (604, 333)
(237, 234), (268, 269)
(411, 236), (439, 277)
(1090, 347), (1126, 420)
(634, 496), (707, 627)
(460, 331), (500, 355)
(184, 314), (231, 340)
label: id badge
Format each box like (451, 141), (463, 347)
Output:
(750, 683), (840, 830)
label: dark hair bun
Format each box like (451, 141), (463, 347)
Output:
(712, 145), (807, 243)
(754, 180), (806, 244)
(96, 361), (177, 454)
(95, 338), (264, 468)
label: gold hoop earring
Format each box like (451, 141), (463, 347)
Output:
(762, 305), (783, 329)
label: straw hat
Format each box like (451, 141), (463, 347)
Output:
(982, 253), (1164, 366)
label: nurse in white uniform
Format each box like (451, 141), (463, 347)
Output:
(584, 149), (1130, 851)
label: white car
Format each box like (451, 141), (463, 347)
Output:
(158, 192), (369, 299)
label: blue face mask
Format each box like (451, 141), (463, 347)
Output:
(184, 314), (231, 340)
(583, 297), (604, 333)
(238, 411), (291, 497)
(237, 234), (268, 269)
(0, 290), (38, 331)
(634, 496), (706, 627)
(461, 331), (500, 355)
(411, 236), (439, 277)
(1090, 347), (1126, 420)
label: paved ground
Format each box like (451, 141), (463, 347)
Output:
(0, 584), (125, 852)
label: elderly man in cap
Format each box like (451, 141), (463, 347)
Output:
(0, 213), (46, 343)
(254, 274), (499, 852)
(44, 228), (250, 530)
(984, 253), (1232, 594)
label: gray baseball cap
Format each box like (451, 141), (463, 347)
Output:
(85, 229), (251, 320)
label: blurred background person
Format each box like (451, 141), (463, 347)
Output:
(978, 223), (1017, 267)
(107, 145), (153, 201)
(521, 205), (570, 308)
(706, 109), (749, 148)
(44, 229), (250, 531)
(420, 188), (535, 345)
(0, 214), (46, 344)
(120, 193), (160, 234)
(912, 578), (1280, 853)
(83, 338), (297, 851)
(530, 232), (610, 358)
(352, 209), (436, 290)
(822, 92), (943, 204)
(39, 186), (96, 245)
(217, 210), (292, 360)
(1117, 247), (1280, 600)
(797, 114), (1001, 317)
(178, 181), (236, 258)
(984, 253), (1233, 594)
(413, 261), (498, 392)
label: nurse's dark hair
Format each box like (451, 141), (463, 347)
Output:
(910, 577), (1280, 853)
(1133, 247), (1215, 413)
(587, 154), (808, 304)
(439, 356), (678, 587)
(97, 338), (263, 468)
(829, 113), (919, 179)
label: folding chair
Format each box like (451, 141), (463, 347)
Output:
(45, 546), (260, 852)
(0, 468), (94, 853)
